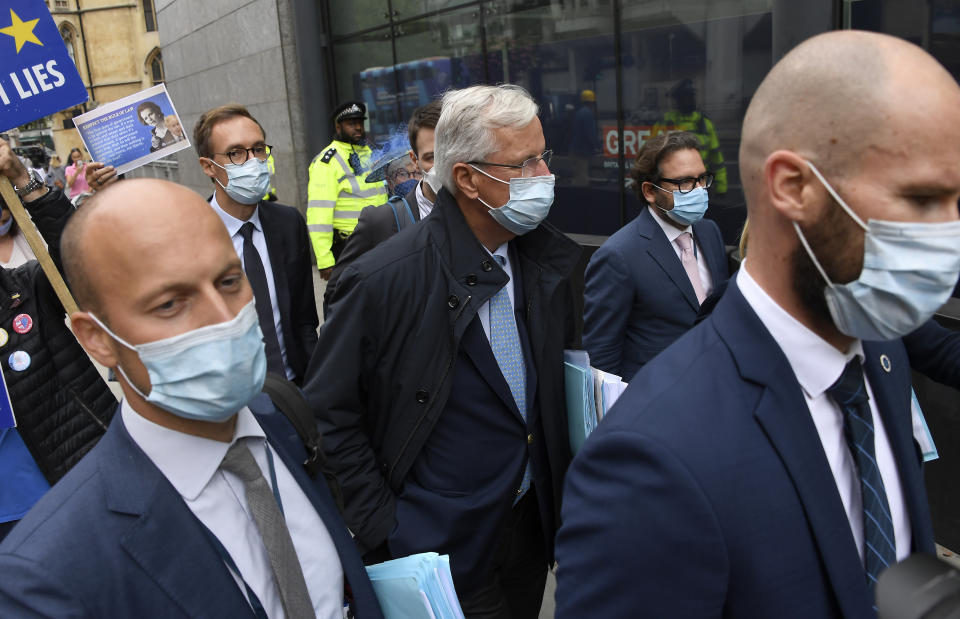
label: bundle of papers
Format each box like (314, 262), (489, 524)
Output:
(366, 552), (465, 619)
(564, 350), (628, 454)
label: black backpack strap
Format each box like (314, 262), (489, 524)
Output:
(261, 373), (344, 512)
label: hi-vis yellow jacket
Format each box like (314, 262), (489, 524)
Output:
(307, 140), (388, 269)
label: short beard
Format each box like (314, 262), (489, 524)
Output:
(790, 195), (864, 328)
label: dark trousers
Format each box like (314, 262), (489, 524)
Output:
(458, 490), (548, 619)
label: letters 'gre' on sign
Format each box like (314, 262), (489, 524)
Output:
(0, 0), (88, 132)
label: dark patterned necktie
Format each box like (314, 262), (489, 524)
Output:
(826, 358), (897, 600)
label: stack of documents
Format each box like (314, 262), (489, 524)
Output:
(366, 552), (465, 619)
(564, 350), (628, 454)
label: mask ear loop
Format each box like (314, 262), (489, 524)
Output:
(805, 161), (869, 232)
(468, 163), (510, 212)
(86, 313), (152, 399)
(792, 222), (836, 290)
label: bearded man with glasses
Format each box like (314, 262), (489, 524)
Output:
(582, 130), (729, 380)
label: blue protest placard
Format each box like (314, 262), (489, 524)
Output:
(0, 0), (88, 132)
(0, 362), (15, 429)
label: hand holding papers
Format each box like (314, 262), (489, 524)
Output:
(366, 552), (465, 619)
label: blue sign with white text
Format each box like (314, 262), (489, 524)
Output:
(0, 0), (88, 132)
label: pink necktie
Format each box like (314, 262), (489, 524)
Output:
(676, 232), (706, 304)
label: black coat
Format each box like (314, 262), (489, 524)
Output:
(256, 199), (320, 382)
(6, 188), (116, 483)
(305, 188), (582, 553)
(324, 187), (420, 310)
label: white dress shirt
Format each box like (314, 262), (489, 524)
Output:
(415, 181), (433, 221)
(650, 207), (714, 297)
(737, 262), (912, 562)
(211, 195), (293, 380)
(122, 401), (345, 618)
(478, 243), (514, 340)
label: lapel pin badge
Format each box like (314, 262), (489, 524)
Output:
(880, 354), (892, 373)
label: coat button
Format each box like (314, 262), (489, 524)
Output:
(481, 260), (494, 272)
(447, 295), (459, 309)
(465, 274), (478, 286)
(415, 390), (429, 403)
(527, 433), (534, 444)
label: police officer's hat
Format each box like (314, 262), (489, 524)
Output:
(332, 101), (367, 124)
(669, 79), (696, 98)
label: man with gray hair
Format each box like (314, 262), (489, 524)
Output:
(305, 84), (581, 617)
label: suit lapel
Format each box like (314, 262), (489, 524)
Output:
(692, 220), (725, 284)
(99, 415), (253, 618)
(639, 208), (699, 311)
(712, 283), (874, 618)
(252, 397), (382, 618)
(862, 342), (936, 554)
(257, 202), (293, 346)
(460, 316), (527, 424)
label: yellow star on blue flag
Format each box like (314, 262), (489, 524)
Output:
(0, 9), (42, 53)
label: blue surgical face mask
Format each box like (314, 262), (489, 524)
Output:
(795, 161), (960, 341)
(470, 165), (555, 235)
(0, 214), (13, 236)
(213, 158), (271, 205)
(393, 178), (419, 198)
(89, 301), (267, 421)
(656, 185), (709, 226)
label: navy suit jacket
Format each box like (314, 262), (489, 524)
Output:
(583, 205), (728, 380)
(556, 280), (935, 619)
(258, 200), (320, 382)
(389, 260), (554, 591)
(0, 395), (383, 618)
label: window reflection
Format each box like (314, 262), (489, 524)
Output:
(329, 0), (774, 241)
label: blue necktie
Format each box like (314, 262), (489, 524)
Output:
(488, 255), (532, 501)
(827, 359), (897, 601)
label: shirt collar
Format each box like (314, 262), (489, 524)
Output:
(121, 400), (266, 501)
(210, 193), (261, 238)
(737, 261), (864, 399)
(649, 204), (691, 244)
(415, 181), (433, 217)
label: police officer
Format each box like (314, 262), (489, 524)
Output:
(307, 102), (388, 279)
(653, 79), (728, 195)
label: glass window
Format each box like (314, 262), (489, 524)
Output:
(150, 52), (164, 85)
(620, 1), (773, 243)
(851, 0), (960, 76)
(485, 0), (619, 235)
(393, 7), (487, 123)
(329, 1), (390, 37)
(332, 32), (397, 145)
(60, 25), (76, 66)
(143, 0), (156, 32)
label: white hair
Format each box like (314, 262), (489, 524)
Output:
(433, 84), (539, 195)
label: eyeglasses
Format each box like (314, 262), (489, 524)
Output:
(390, 168), (423, 183)
(216, 144), (272, 165)
(653, 173), (714, 194)
(468, 149), (552, 178)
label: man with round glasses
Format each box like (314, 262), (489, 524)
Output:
(194, 104), (318, 386)
(583, 130), (729, 380)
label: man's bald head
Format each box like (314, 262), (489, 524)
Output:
(61, 179), (233, 318)
(740, 30), (960, 212)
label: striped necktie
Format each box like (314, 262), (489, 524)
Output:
(826, 358), (897, 601)
(488, 254), (532, 501)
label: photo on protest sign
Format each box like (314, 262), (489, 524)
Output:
(73, 84), (190, 174)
